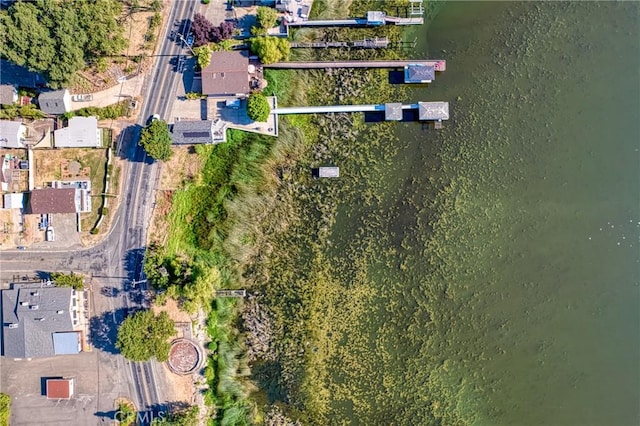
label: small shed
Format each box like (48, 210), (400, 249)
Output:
(3, 193), (24, 210)
(385, 103), (403, 121)
(367, 11), (386, 25)
(46, 378), (74, 400)
(318, 167), (340, 178)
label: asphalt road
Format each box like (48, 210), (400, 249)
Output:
(0, 0), (198, 421)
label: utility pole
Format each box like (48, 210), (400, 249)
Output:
(176, 33), (196, 56)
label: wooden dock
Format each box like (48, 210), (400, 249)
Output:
(290, 38), (389, 49)
(265, 60), (446, 71)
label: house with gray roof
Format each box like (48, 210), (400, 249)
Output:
(1, 284), (83, 359)
(0, 84), (18, 106)
(171, 120), (227, 145)
(38, 89), (71, 115)
(54, 116), (102, 148)
(0, 120), (27, 148)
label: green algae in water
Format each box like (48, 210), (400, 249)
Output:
(320, 2), (639, 425)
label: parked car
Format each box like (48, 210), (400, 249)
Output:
(45, 226), (55, 242)
(16, 246), (26, 250)
(147, 114), (160, 125)
(186, 34), (194, 47)
(71, 94), (93, 102)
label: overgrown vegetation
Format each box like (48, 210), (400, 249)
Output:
(249, 37), (290, 64)
(246, 93), (270, 122)
(256, 6), (279, 30)
(192, 13), (235, 47)
(0, 393), (9, 426)
(0, 0), (127, 87)
(0, 104), (45, 120)
(151, 405), (198, 426)
(115, 310), (175, 361)
(62, 100), (131, 120)
(139, 119), (172, 161)
(51, 272), (84, 290)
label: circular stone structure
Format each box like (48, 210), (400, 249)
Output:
(167, 338), (202, 375)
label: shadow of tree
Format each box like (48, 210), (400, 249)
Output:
(89, 308), (127, 354)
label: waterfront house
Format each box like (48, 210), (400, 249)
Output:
(201, 51), (250, 98)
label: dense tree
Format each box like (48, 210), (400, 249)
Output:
(0, 0), (127, 87)
(210, 21), (235, 42)
(139, 119), (173, 161)
(193, 45), (212, 69)
(250, 36), (290, 64)
(192, 13), (214, 47)
(256, 6), (279, 29)
(247, 93), (271, 122)
(116, 401), (136, 426)
(51, 272), (84, 290)
(116, 310), (175, 361)
(0, 393), (9, 426)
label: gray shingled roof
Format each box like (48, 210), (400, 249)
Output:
(2, 286), (74, 358)
(0, 85), (17, 105)
(384, 103), (403, 121)
(38, 89), (70, 114)
(404, 64), (435, 83)
(418, 102), (449, 121)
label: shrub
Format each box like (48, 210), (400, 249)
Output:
(246, 93), (270, 122)
(257, 6), (279, 29)
(250, 36), (290, 64)
(115, 310), (175, 361)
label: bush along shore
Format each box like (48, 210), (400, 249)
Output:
(142, 0), (470, 424)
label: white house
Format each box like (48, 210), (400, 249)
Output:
(0, 120), (27, 148)
(54, 116), (102, 148)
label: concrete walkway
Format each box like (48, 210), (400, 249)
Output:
(70, 75), (145, 110)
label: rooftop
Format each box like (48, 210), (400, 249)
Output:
(27, 188), (76, 214)
(0, 120), (26, 148)
(54, 116), (101, 148)
(46, 379), (74, 400)
(418, 101), (449, 121)
(384, 103), (403, 121)
(201, 51), (250, 97)
(171, 120), (226, 145)
(404, 64), (435, 83)
(2, 286), (76, 358)
(38, 89), (71, 115)
(0, 84), (17, 105)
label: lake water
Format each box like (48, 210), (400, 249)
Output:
(327, 2), (639, 425)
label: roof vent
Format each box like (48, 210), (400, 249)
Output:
(30, 305), (39, 310)
(36, 318), (45, 322)
(57, 310), (64, 314)
(31, 291), (39, 296)
(20, 301), (28, 306)
(7, 323), (18, 329)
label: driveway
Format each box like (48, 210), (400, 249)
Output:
(28, 213), (82, 251)
(70, 75), (144, 110)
